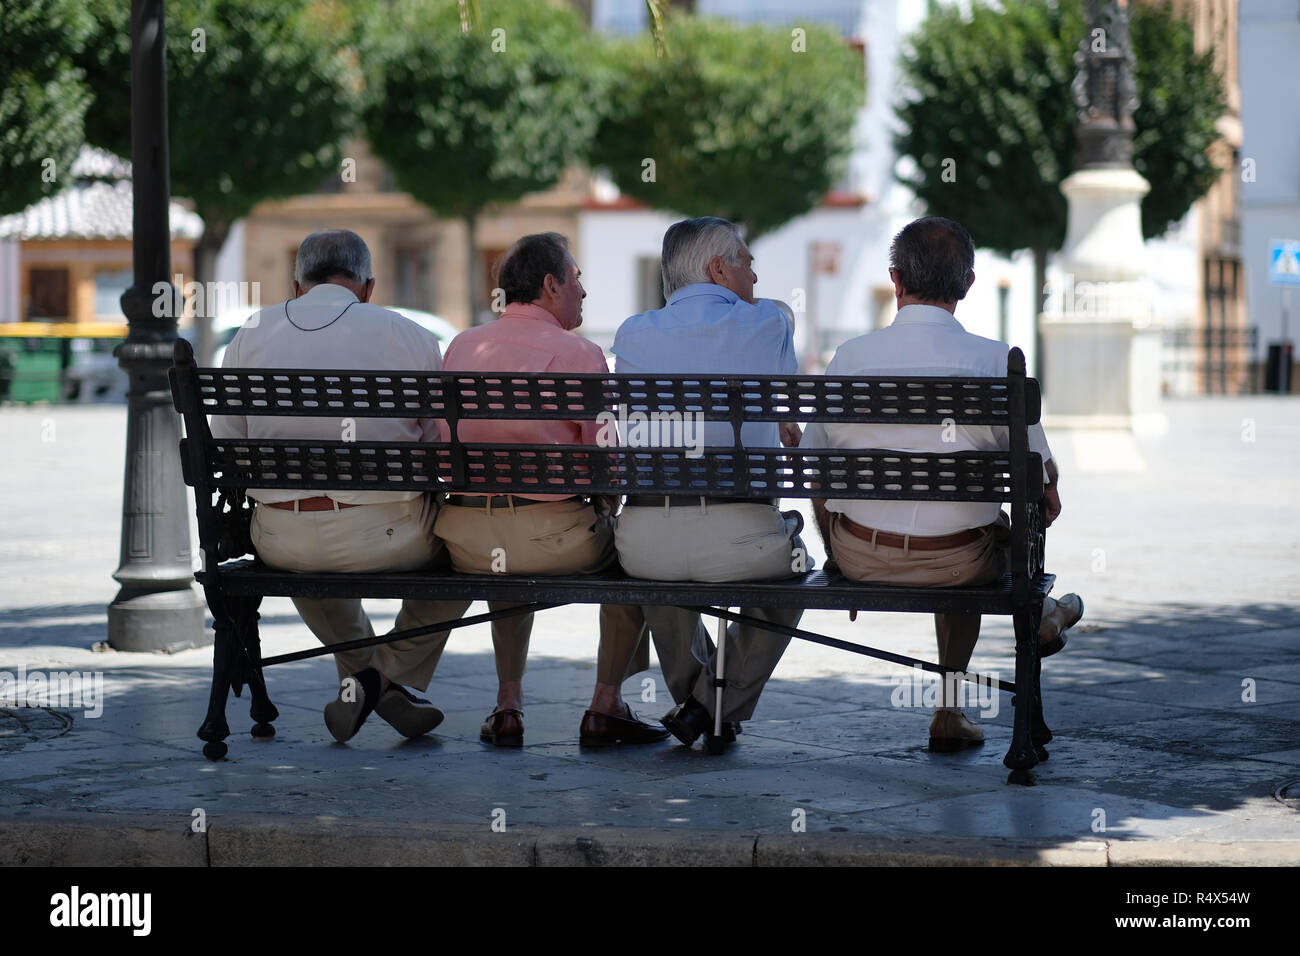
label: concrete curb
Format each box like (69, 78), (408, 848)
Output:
(3, 816), (1298, 866)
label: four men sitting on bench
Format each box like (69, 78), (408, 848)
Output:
(217, 217), (1083, 750)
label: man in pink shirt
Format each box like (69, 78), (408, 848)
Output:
(436, 232), (667, 749)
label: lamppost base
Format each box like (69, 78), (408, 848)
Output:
(107, 587), (209, 653)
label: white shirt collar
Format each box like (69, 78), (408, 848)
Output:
(891, 303), (962, 328)
(298, 282), (360, 305)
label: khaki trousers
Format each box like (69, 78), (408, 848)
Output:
(250, 496), (473, 690)
(830, 511), (1010, 706)
(614, 500), (804, 722)
(434, 497), (647, 685)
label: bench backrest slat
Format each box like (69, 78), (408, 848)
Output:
(190, 369), (1039, 426)
(170, 339), (1047, 594)
(198, 439), (1027, 502)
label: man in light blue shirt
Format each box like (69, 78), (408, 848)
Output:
(611, 217), (806, 752)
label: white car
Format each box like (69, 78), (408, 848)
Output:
(202, 304), (459, 367)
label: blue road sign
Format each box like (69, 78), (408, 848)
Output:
(1269, 240), (1300, 287)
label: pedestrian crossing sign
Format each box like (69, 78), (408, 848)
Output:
(1270, 240), (1300, 286)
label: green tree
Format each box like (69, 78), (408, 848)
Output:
(1130, 2), (1226, 238)
(591, 13), (865, 241)
(76, 0), (362, 360)
(895, 0), (1226, 341)
(360, 0), (604, 324)
(0, 0), (94, 216)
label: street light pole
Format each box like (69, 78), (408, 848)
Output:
(108, 0), (206, 651)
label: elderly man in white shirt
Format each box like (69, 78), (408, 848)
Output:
(210, 229), (475, 745)
(801, 216), (1084, 753)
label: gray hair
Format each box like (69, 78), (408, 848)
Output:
(294, 229), (373, 286)
(888, 216), (975, 303)
(660, 217), (746, 299)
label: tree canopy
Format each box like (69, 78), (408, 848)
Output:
(77, 0), (361, 230)
(0, 0), (94, 216)
(894, 0), (1226, 258)
(591, 14), (865, 241)
(360, 0), (605, 320)
(361, 0), (604, 221)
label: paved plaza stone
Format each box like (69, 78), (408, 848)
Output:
(0, 398), (1297, 865)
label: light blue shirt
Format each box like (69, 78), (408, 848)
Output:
(612, 283), (798, 449)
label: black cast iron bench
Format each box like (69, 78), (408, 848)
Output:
(169, 338), (1057, 784)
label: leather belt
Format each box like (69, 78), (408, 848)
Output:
(265, 496), (361, 512)
(625, 494), (777, 508)
(834, 513), (984, 551)
(443, 494), (578, 508)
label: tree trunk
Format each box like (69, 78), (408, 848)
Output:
(465, 212), (483, 327)
(1033, 245), (1048, 387)
(192, 218), (231, 365)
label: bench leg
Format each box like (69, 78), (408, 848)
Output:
(198, 589), (234, 760)
(1031, 654), (1052, 761)
(232, 596), (278, 741)
(1003, 604), (1042, 783)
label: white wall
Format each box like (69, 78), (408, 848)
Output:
(213, 219), (245, 286)
(577, 208), (675, 350)
(1240, 0), (1300, 353)
(0, 241), (19, 322)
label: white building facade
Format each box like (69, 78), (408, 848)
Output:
(1239, 0), (1300, 376)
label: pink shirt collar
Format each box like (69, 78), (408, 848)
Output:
(501, 302), (564, 329)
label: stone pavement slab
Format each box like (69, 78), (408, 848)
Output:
(1, 399), (1298, 865)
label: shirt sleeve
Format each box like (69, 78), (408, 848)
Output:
(799, 421), (827, 449)
(208, 331), (246, 440)
(762, 300), (799, 374)
(1029, 422), (1053, 484)
(416, 326), (444, 444)
(573, 341), (612, 446)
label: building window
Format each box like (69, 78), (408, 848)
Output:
(27, 268), (70, 320)
(94, 267), (133, 318)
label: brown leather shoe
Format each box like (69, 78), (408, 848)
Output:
(480, 708), (524, 747)
(928, 709), (985, 753)
(579, 704), (671, 747)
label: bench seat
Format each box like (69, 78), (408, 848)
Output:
(204, 561), (1055, 615)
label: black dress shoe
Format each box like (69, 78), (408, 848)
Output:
(661, 696), (713, 747)
(480, 708), (524, 747)
(579, 705), (671, 746)
(324, 667), (382, 743)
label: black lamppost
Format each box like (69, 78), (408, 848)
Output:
(108, 0), (206, 651)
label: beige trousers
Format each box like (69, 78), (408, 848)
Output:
(250, 496), (474, 690)
(614, 500), (803, 722)
(434, 497), (647, 685)
(830, 512), (1011, 706)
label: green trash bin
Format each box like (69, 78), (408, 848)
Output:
(8, 339), (64, 403)
(0, 346), (14, 400)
